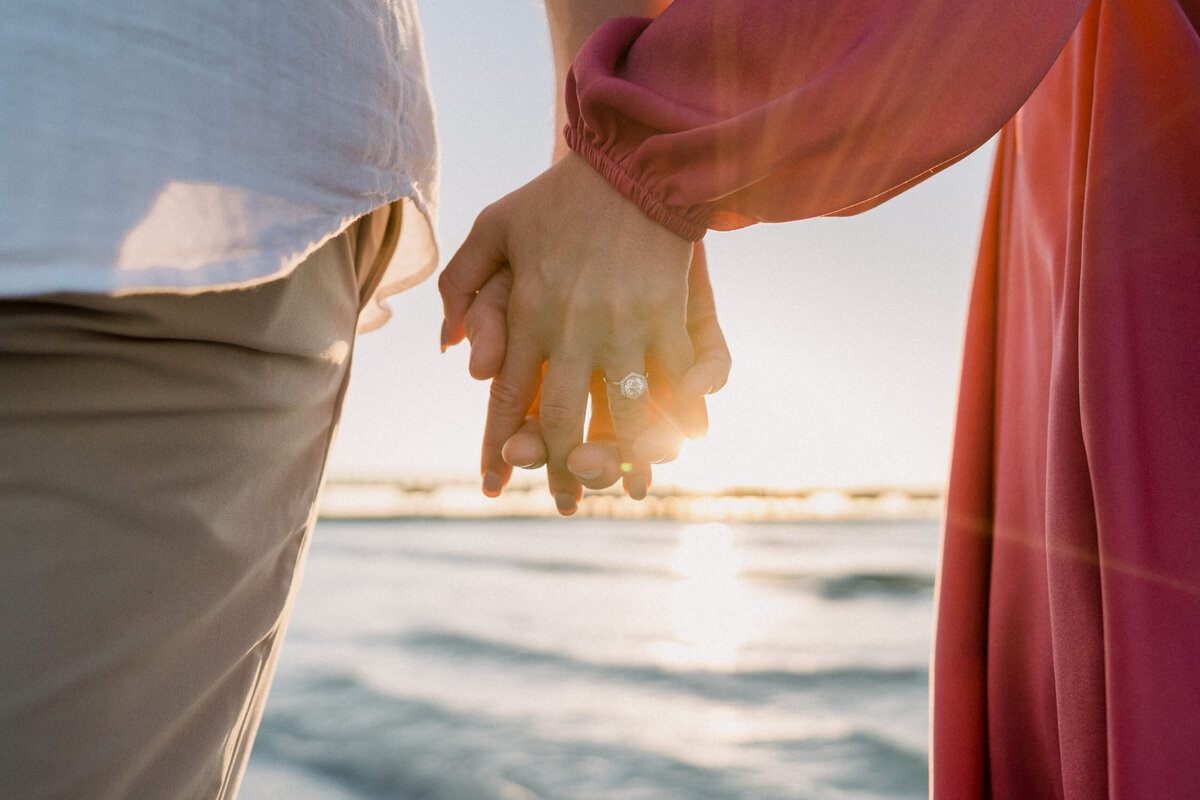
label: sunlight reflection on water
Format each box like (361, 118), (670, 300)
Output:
(652, 523), (761, 670)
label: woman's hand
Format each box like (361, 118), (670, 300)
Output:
(440, 152), (728, 513)
(474, 241), (730, 497)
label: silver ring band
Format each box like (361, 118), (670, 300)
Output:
(605, 371), (649, 400)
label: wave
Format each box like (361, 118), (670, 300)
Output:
(744, 571), (935, 600)
(327, 541), (643, 577)
(254, 672), (852, 800)
(396, 629), (927, 706)
(323, 540), (934, 602)
(747, 731), (928, 797)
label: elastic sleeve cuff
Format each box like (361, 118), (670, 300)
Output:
(564, 126), (708, 243)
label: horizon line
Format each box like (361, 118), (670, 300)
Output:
(319, 478), (947, 523)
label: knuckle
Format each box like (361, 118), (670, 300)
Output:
(658, 336), (694, 368)
(477, 199), (503, 224)
(462, 312), (480, 343)
(464, 305), (498, 345)
(538, 400), (577, 431)
(598, 341), (643, 368)
(561, 290), (601, 329)
(436, 267), (460, 297)
(608, 397), (650, 424)
(488, 377), (526, 413)
(466, 203), (499, 239)
(508, 281), (540, 318)
(482, 273), (514, 307)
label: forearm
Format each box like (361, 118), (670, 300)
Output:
(545, 0), (671, 157)
(565, 0), (1090, 239)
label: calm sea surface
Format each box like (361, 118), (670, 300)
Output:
(241, 517), (941, 800)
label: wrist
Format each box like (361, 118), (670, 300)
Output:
(563, 129), (707, 242)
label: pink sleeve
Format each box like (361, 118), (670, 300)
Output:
(564, 0), (1089, 241)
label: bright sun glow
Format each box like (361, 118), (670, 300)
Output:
(651, 523), (758, 670)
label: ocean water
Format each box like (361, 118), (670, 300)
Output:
(240, 517), (941, 800)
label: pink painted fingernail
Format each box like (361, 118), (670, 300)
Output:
(482, 472), (503, 497)
(555, 493), (577, 515)
(628, 476), (648, 500)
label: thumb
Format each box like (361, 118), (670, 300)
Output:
(464, 268), (514, 380)
(439, 204), (509, 350)
(682, 242), (732, 396)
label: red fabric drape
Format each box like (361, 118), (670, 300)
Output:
(566, 1), (1200, 796)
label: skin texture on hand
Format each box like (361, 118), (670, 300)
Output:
(490, 241), (730, 494)
(440, 151), (729, 514)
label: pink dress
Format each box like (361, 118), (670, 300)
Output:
(564, 1), (1200, 796)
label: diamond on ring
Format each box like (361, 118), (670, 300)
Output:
(608, 371), (648, 400)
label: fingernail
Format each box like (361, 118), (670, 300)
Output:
(482, 472), (503, 497)
(573, 466), (602, 480)
(628, 476), (647, 501)
(555, 493), (577, 515)
(439, 320), (449, 353)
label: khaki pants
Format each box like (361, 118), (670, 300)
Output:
(0, 206), (400, 800)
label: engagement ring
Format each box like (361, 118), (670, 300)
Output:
(606, 371), (648, 400)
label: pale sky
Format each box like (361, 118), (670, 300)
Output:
(326, 0), (995, 492)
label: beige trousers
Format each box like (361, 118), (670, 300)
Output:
(0, 206), (400, 800)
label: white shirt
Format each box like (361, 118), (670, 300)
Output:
(0, 0), (439, 322)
